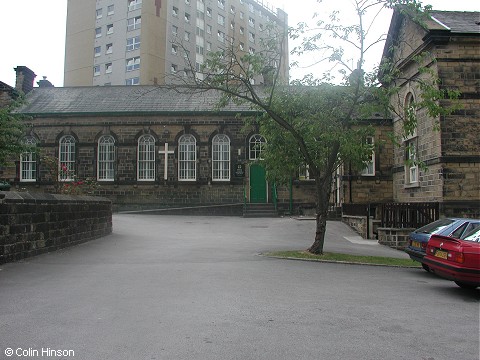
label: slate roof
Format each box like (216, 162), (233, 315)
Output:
(380, 9), (479, 78)
(16, 86), (257, 116)
(429, 11), (480, 33)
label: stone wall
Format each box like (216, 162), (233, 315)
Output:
(0, 191), (112, 264)
(389, 16), (479, 217)
(377, 227), (415, 250)
(342, 215), (381, 239)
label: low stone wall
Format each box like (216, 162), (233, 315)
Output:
(0, 191), (112, 264)
(377, 227), (415, 250)
(343, 215), (367, 238)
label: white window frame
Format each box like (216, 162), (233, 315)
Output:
(127, 16), (141, 31)
(126, 36), (140, 51)
(406, 138), (418, 184)
(361, 136), (375, 176)
(94, 46), (101, 57)
(59, 135), (76, 181)
(178, 134), (197, 181)
(107, 24), (114, 34)
(404, 92), (418, 185)
(249, 134), (266, 160)
(128, 0), (142, 11)
(107, 5), (114, 15)
(212, 134), (230, 181)
(20, 137), (36, 182)
(97, 135), (115, 181)
(137, 134), (155, 181)
(126, 56), (140, 71)
(218, 14), (225, 26)
(95, 27), (102, 38)
(93, 65), (101, 76)
(106, 43), (113, 54)
(105, 62), (112, 73)
(96, 8), (103, 19)
(125, 77), (139, 85)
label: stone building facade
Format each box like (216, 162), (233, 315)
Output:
(3, 85), (329, 213)
(381, 9), (480, 217)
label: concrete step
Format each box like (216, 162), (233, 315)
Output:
(243, 203), (278, 218)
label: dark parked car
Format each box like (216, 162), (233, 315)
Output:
(423, 227), (480, 289)
(405, 218), (480, 271)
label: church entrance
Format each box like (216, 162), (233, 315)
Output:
(249, 163), (267, 203)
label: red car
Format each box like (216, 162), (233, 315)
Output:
(423, 227), (480, 289)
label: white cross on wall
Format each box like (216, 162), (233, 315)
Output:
(158, 143), (175, 180)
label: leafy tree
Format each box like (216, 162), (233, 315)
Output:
(0, 98), (32, 167)
(171, 0), (458, 254)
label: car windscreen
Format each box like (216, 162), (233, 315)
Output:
(415, 219), (456, 234)
(462, 227), (480, 243)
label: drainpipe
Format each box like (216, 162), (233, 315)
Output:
(289, 177), (293, 215)
(348, 162), (353, 203)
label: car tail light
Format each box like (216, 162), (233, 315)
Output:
(446, 251), (464, 264)
(454, 252), (464, 264)
(421, 242), (427, 250)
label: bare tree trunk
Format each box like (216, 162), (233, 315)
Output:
(308, 174), (333, 255)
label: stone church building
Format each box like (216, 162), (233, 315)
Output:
(1, 8), (479, 220)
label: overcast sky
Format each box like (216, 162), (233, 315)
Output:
(0, 0), (477, 87)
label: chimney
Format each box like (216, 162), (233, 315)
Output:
(14, 66), (36, 94)
(37, 76), (54, 88)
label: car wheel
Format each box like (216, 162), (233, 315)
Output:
(454, 281), (478, 290)
(421, 263), (430, 272)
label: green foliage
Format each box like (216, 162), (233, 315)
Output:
(171, 0), (462, 254)
(41, 153), (99, 195)
(256, 85), (376, 184)
(0, 98), (33, 166)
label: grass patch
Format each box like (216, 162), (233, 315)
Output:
(265, 251), (421, 268)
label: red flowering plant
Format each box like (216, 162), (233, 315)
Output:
(41, 153), (99, 195)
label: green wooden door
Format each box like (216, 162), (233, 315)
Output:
(250, 164), (267, 203)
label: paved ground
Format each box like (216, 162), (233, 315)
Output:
(0, 215), (478, 360)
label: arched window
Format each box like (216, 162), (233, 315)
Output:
(178, 134), (196, 181)
(249, 134), (266, 160)
(404, 92), (418, 184)
(212, 134), (230, 181)
(98, 135), (115, 181)
(59, 135), (76, 181)
(137, 134), (155, 181)
(20, 136), (36, 182)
